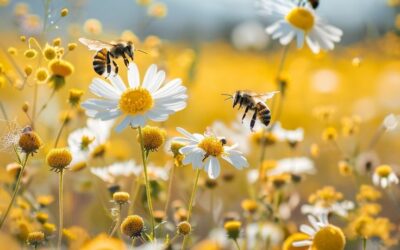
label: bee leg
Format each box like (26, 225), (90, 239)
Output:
(105, 51), (112, 78)
(112, 60), (119, 76)
(250, 108), (258, 131)
(122, 53), (129, 67)
(233, 95), (240, 108)
(241, 105), (251, 123)
(238, 97), (244, 110)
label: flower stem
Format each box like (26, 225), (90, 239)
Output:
(138, 126), (155, 240)
(164, 165), (176, 215)
(0, 154), (29, 229)
(362, 237), (367, 250)
(109, 204), (122, 237)
(128, 178), (141, 215)
(54, 109), (71, 147)
(181, 169), (201, 250)
(57, 170), (64, 250)
(234, 239), (241, 250)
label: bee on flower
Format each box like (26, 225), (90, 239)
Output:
(173, 127), (248, 179)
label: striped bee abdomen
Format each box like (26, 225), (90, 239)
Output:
(258, 107), (271, 127)
(92, 49), (107, 76)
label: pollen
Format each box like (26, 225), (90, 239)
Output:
(312, 225), (346, 250)
(138, 125), (166, 151)
(375, 165), (392, 177)
(177, 221), (192, 236)
(198, 137), (224, 157)
(285, 7), (315, 32)
(224, 220), (241, 240)
(118, 87), (154, 115)
(46, 148), (72, 172)
(120, 215), (144, 238)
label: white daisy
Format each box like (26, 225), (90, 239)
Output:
(272, 122), (304, 146)
(257, 0), (343, 53)
(173, 127), (248, 179)
(81, 62), (187, 132)
(372, 165), (399, 189)
(301, 200), (354, 218)
(90, 160), (141, 183)
(68, 118), (114, 167)
(293, 213), (346, 249)
(269, 157), (315, 176)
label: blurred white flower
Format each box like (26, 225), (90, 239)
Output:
(372, 165), (399, 189)
(269, 157), (315, 175)
(174, 127), (248, 179)
(301, 200), (354, 217)
(257, 0), (342, 53)
(90, 160), (141, 183)
(82, 62), (187, 132)
(231, 20), (270, 51)
(383, 113), (400, 131)
(247, 222), (284, 248)
(272, 122), (304, 145)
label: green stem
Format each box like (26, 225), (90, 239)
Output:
(35, 89), (56, 122)
(234, 239), (241, 250)
(362, 238), (366, 250)
(109, 204), (122, 237)
(0, 154), (29, 229)
(138, 126), (155, 240)
(54, 109), (70, 147)
(57, 170), (64, 250)
(181, 169), (201, 250)
(164, 165), (175, 215)
(128, 178), (141, 215)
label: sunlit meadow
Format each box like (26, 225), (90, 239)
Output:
(0, 0), (400, 249)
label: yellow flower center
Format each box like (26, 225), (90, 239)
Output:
(375, 165), (392, 177)
(312, 225), (346, 250)
(119, 88), (154, 115)
(80, 135), (94, 150)
(198, 137), (224, 157)
(286, 7), (315, 32)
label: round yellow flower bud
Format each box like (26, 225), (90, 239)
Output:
(20, 35), (26, 42)
(43, 223), (56, 236)
(35, 212), (49, 224)
(35, 68), (49, 82)
(147, 3), (167, 18)
(24, 49), (37, 59)
(322, 127), (338, 141)
(177, 221), (191, 236)
(138, 126), (166, 151)
(24, 65), (33, 77)
(49, 59), (74, 77)
(112, 191), (130, 205)
(68, 88), (84, 106)
(46, 148), (72, 172)
(27, 231), (45, 247)
(224, 220), (241, 240)
(67, 43), (77, 51)
(52, 38), (61, 47)
(18, 130), (42, 155)
(241, 199), (258, 214)
(60, 8), (69, 17)
(8, 47), (17, 55)
(120, 215), (144, 238)
(43, 44), (57, 60)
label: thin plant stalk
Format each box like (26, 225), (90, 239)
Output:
(128, 178), (141, 215)
(57, 169), (64, 250)
(164, 165), (176, 215)
(137, 126), (155, 240)
(109, 204), (122, 237)
(362, 238), (367, 250)
(181, 169), (201, 250)
(54, 109), (71, 147)
(0, 154), (29, 229)
(234, 240), (241, 250)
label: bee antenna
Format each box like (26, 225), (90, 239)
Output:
(221, 93), (233, 101)
(135, 49), (149, 54)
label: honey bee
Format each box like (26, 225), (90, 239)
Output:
(223, 91), (279, 131)
(79, 38), (145, 77)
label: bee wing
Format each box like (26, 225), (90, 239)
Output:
(253, 91), (280, 102)
(78, 37), (114, 51)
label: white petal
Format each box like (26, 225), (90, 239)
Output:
(128, 63), (140, 88)
(300, 224), (316, 236)
(296, 31), (305, 48)
(176, 127), (200, 142)
(115, 116), (132, 132)
(147, 70), (166, 93)
(108, 74), (127, 93)
(205, 157), (220, 179)
(90, 78), (120, 100)
(292, 240), (312, 247)
(129, 115), (146, 127)
(279, 30), (295, 45)
(306, 34), (320, 54)
(142, 64), (157, 90)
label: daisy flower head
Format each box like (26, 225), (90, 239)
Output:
(293, 214), (346, 250)
(173, 127), (248, 179)
(257, 0), (343, 53)
(372, 165), (399, 189)
(82, 62), (187, 132)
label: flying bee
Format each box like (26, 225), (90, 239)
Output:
(79, 38), (146, 77)
(308, 0), (319, 9)
(223, 91), (279, 131)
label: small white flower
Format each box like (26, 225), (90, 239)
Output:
(247, 222), (284, 249)
(68, 118), (113, 166)
(82, 62), (187, 132)
(301, 200), (354, 217)
(383, 113), (400, 131)
(272, 122), (304, 145)
(293, 214), (328, 248)
(257, 0), (343, 53)
(173, 127), (248, 179)
(372, 165), (399, 189)
(269, 157), (315, 176)
(90, 160), (142, 183)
